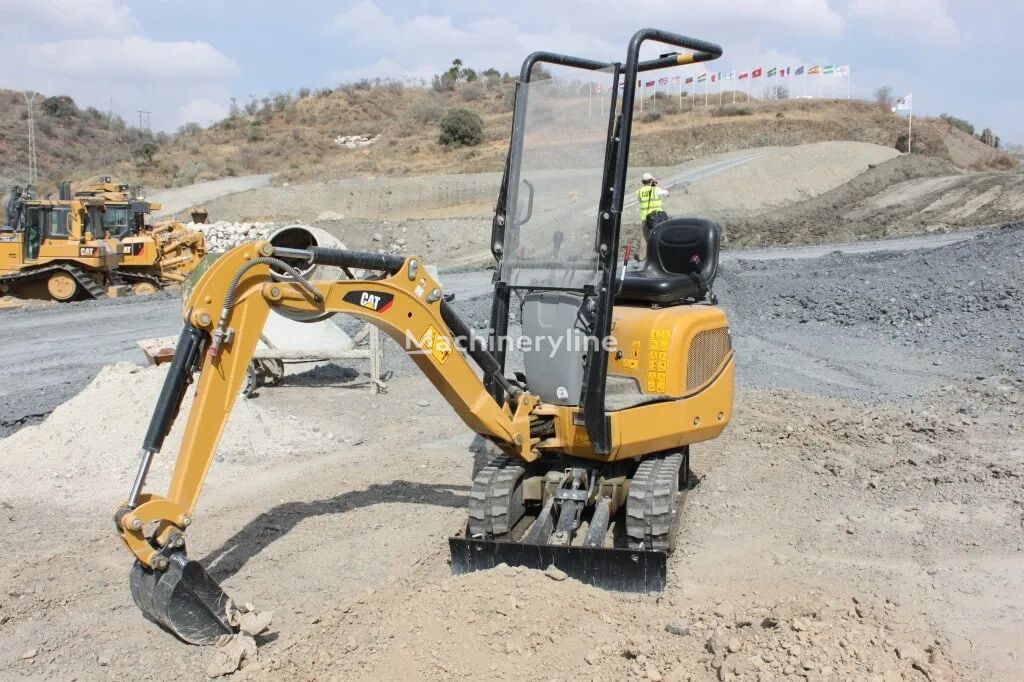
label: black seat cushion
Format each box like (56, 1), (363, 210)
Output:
(618, 218), (721, 305)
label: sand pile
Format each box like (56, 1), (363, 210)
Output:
(275, 564), (951, 681)
(0, 362), (332, 507)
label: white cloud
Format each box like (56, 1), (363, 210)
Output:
(0, 0), (137, 37)
(30, 37), (237, 82)
(180, 97), (229, 127)
(328, 2), (843, 86)
(0, 0), (237, 131)
(848, 0), (959, 43)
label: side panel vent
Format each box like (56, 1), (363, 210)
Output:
(686, 327), (731, 391)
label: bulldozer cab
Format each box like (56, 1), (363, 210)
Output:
(488, 30), (724, 454)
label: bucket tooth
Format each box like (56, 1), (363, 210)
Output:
(129, 550), (234, 645)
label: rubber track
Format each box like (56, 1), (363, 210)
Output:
(467, 455), (526, 538)
(626, 452), (683, 551)
(0, 264), (106, 299)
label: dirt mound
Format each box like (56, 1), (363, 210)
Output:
(278, 565), (952, 681)
(0, 363), (332, 508)
(724, 154), (957, 244)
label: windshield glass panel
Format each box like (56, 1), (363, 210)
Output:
(47, 208), (70, 238)
(500, 66), (616, 290)
(103, 206), (131, 237)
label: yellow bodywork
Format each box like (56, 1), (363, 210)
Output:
(0, 197), (121, 299)
(116, 241), (734, 567)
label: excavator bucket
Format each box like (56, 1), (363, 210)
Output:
(448, 537), (667, 593)
(129, 551), (235, 644)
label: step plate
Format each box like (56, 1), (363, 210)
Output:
(449, 536), (667, 593)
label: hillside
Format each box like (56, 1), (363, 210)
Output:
(0, 90), (152, 189)
(2, 82), (1015, 195)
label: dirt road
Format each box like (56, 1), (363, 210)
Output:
(0, 228), (984, 436)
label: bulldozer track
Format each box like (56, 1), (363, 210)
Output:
(467, 455), (526, 538)
(0, 263), (106, 299)
(114, 269), (163, 290)
(626, 452), (684, 552)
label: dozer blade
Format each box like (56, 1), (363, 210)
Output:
(448, 537), (667, 593)
(129, 550), (234, 645)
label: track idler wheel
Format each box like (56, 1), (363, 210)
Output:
(47, 271), (79, 301)
(129, 549), (234, 644)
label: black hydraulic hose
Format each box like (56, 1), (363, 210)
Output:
(210, 256), (322, 357)
(441, 300), (518, 401)
(308, 246), (405, 274)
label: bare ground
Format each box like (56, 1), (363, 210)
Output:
(1, 227), (1022, 681)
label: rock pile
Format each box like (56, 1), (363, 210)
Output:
(188, 220), (275, 252)
(334, 134), (380, 149)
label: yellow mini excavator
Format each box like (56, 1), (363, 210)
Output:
(115, 29), (735, 644)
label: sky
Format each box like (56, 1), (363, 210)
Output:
(1, 0), (1021, 144)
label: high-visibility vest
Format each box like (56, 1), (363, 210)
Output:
(636, 184), (664, 221)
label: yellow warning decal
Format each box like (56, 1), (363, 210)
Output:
(573, 429), (591, 447)
(646, 328), (671, 392)
(419, 325), (452, 365)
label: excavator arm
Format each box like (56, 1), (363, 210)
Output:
(114, 240), (538, 643)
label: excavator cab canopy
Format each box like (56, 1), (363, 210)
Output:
(488, 29), (723, 454)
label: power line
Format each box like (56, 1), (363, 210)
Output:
(22, 92), (38, 187)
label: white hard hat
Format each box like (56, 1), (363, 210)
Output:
(641, 172), (654, 182)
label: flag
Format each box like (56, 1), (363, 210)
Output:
(795, 65), (805, 75)
(822, 65), (835, 75)
(835, 65), (850, 76)
(658, 77), (669, 85)
(752, 67), (763, 78)
(685, 76), (694, 84)
(710, 73), (717, 82)
(725, 71), (735, 79)
(594, 84), (602, 94)
(893, 93), (912, 112)
(619, 81), (625, 88)
(767, 67), (777, 77)
(645, 80), (655, 88)
(779, 67), (788, 77)
(671, 75), (681, 82)
(697, 73), (707, 82)
(738, 72), (749, 80)
(808, 65), (820, 74)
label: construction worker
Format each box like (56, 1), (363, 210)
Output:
(4, 185), (22, 229)
(636, 172), (669, 256)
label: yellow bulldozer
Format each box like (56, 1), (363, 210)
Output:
(1, 183), (123, 301)
(74, 177), (207, 295)
(114, 29), (734, 645)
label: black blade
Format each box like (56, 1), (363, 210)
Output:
(449, 536), (667, 593)
(129, 551), (234, 645)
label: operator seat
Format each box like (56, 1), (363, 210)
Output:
(617, 217), (720, 305)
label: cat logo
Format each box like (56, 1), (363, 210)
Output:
(123, 243), (145, 256)
(78, 246), (99, 257)
(342, 289), (394, 313)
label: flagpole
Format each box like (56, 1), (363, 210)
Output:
(847, 67), (851, 99)
(678, 75), (682, 111)
(589, 81), (593, 118)
(832, 71), (837, 98)
(908, 94), (913, 153)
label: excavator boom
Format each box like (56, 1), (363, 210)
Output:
(115, 240), (536, 642)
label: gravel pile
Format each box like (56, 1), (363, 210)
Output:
(188, 220), (276, 252)
(719, 224), (1024, 372)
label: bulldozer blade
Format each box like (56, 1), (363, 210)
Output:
(129, 551), (235, 645)
(449, 537), (667, 593)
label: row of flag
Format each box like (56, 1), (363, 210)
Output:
(630, 64), (850, 89)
